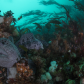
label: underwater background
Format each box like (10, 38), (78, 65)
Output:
(0, 0), (84, 84)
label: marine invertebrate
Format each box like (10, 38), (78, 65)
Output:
(0, 15), (13, 30)
(7, 59), (35, 84)
(0, 38), (21, 83)
(0, 31), (11, 38)
(0, 11), (18, 37)
(0, 67), (7, 83)
(8, 67), (17, 79)
(16, 63), (33, 78)
(4, 16), (13, 26)
(49, 61), (58, 73)
(80, 77), (84, 84)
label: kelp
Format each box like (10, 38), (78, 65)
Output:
(33, 23), (42, 29)
(74, 1), (84, 11)
(3, 10), (14, 18)
(49, 19), (61, 24)
(12, 17), (16, 25)
(55, 24), (64, 31)
(76, 16), (82, 23)
(20, 28), (31, 34)
(19, 45), (28, 52)
(9, 25), (16, 32)
(18, 15), (22, 21)
(45, 22), (51, 30)
(69, 0), (74, 1)
(78, 24), (83, 32)
(18, 27), (31, 37)
(48, 16), (65, 20)
(37, 29), (41, 32)
(61, 5), (72, 20)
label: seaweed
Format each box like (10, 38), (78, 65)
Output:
(3, 10), (14, 18)
(49, 19), (61, 24)
(55, 24), (64, 31)
(45, 22), (51, 30)
(19, 45), (28, 52)
(74, 1), (84, 11)
(18, 15), (22, 21)
(49, 16), (65, 20)
(33, 23), (42, 29)
(61, 5), (72, 20)
(20, 28), (31, 34)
